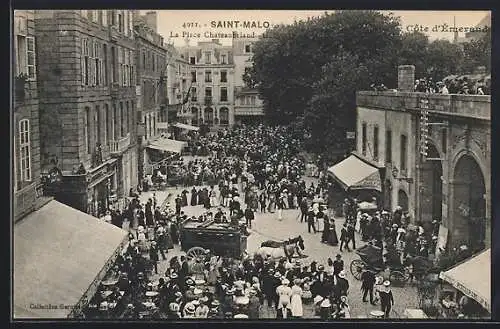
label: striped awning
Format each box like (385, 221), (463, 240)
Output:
(14, 200), (128, 318)
(173, 122), (200, 131)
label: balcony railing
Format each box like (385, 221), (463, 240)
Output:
(109, 133), (130, 155)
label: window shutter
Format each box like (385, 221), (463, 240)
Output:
(81, 39), (86, 86)
(128, 12), (133, 36)
(124, 10), (128, 36)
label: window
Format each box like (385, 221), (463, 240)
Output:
(191, 71), (197, 82)
(111, 46), (116, 83)
(126, 101), (130, 135)
(104, 104), (109, 144)
(245, 44), (251, 53)
(92, 10), (99, 23)
(220, 87), (228, 102)
(113, 103), (118, 139)
(385, 130), (392, 163)
(94, 42), (100, 86)
(118, 11), (124, 32)
(19, 119), (31, 181)
(129, 50), (135, 86)
(95, 105), (100, 146)
(373, 126), (379, 161)
(205, 70), (212, 83)
(205, 87), (212, 97)
(204, 52), (211, 64)
(102, 10), (108, 26)
(361, 123), (367, 155)
(191, 87), (197, 101)
(17, 35), (36, 80)
(400, 134), (407, 172)
(111, 10), (116, 26)
(152, 54), (156, 72)
(120, 102), (124, 137)
(153, 115), (156, 136)
(190, 56), (196, 64)
(103, 44), (108, 85)
(220, 54), (226, 64)
(85, 107), (91, 154)
(219, 107), (229, 125)
(250, 96), (256, 105)
(220, 70), (227, 83)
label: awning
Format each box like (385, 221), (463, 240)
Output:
(439, 249), (491, 313)
(327, 155), (382, 191)
(147, 138), (187, 154)
(173, 122), (199, 131)
(14, 200), (128, 318)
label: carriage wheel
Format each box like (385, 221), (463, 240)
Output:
(350, 259), (366, 280)
(186, 247), (206, 262)
(389, 270), (409, 285)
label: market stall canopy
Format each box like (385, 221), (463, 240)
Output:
(147, 138), (188, 154)
(14, 200), (128, 318)
(327, 155), (382, 191)
(173, 122), (200, 131)
(439, 248), (491, 313)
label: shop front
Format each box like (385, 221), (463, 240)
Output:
(86, 159), (118, 217)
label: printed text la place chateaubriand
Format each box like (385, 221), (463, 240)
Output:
(171, 21), (273, 39)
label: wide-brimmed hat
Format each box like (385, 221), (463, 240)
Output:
(274, 272), (282, 278)
(185, 278), (195, 286)
(226, 288), (235, 295)
(318, 265), (325, 271)
(169, 302), (180, 312)
(170, 273), (178, 279)
(211, 300), (220, 307)
(175, 291), (183, 298)
(338, 270), (346, 279)
(335, 254), (342, 259)
(383, 280), (391, 287)
(340, 296), (348, 303)
(320, 299), (331, 308)
(392, 224), (398, 228)
(234, 314), (249, 319)
(375, 276), (384, 285)
(248, 288), (257, 295)
(184, 303), (196, 314)
(282, 279), (290, 285)
(200, 296), (209, 303)
(193, 288), (203, 295)
(314, 295), (324, 303)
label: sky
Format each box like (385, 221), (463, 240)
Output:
(142, 10), (491, 47)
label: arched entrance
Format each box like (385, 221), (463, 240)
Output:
(452, 154), (486, 250)
(204, 107), (214, 125)
(191, 107), (199, 125)
(219, 107), (229, 125)
(397, 189), (408, 212)
(420, 143), (443, 223)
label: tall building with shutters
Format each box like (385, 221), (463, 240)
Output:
(180, 39), (235, 127)
(12, 10), (51, 222)
(35, 10), (138, 216)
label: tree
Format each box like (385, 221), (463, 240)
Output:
(242, 66), (258, 89)
(425, 39), (464, 81)
(462, 30), (491, 74)
(398, 31), (429, 79)
(306, 51), (370, 156)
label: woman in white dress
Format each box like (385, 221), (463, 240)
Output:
(290, 279), (303, 318)
(355, 211), (362, 233)
(276, 279), (292, 308)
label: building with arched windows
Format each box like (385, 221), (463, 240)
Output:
(351, 65), (490, 252)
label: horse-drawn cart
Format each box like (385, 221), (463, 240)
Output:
(179, 218), (248, 260)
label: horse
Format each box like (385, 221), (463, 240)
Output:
(255, 236), (305, 261)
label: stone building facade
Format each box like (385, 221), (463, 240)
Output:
(355, 65), (491, 251)
(180, 39), (234, 127)
(232, 38), (264, 124)
(35, 10), (138, 216)
(13, 10), (43, 222)
(133, 11), (169, 180)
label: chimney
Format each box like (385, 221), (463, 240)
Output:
(398, 65), (415, 92)
(144, 11), (157, 33)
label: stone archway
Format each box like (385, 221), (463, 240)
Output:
(452, 154), (486, 250)
(397, 189), (408, 212)
(420, 143), (443, 223)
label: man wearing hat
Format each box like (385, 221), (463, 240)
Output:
(208, 300), (224, 319)
(182, 302), (196, 318)
(195, 297), (210, 318)
(361, 269), (376, 305)
(334, 271), (349, 304)
(378, 280), (394, 318)
(333, 254), (344, 277)
(167, 302), (181, 319)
